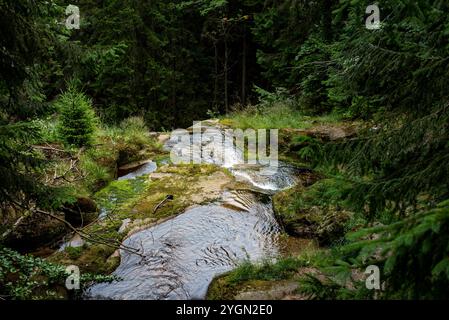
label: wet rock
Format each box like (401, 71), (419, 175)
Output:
(118, 159), (154, 177)
(59, 234), (85, 251)
(76, 197), (98, 213)
(157, 134), (170, 144)
(221, 190), (258, 212)
(118, 161), (157, 180)
(110, 249), (120, 258)
(235, 281), (299, 300)
(148, 172), (173, 180)
(283, 124), (357, 142)
(126, 217), (169, 238)
(189, 171), (231, 204)
(3, 213), (67, 252)
(118, 218), (132, 233)
(202, 119), (220, 126)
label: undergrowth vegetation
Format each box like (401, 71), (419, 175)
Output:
(221, 98), (342, 130)
(39, 114), (162, 195)
(2, 0), (449, 301)
(0, 247), (116, 300)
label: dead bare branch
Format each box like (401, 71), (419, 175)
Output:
(32, 208), (145, 258)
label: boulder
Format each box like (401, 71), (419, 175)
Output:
(284, 206), (351, 246)
(157, 134), (171, 144)
(63, 197), (98, 227)
(3, 213), (67, 252)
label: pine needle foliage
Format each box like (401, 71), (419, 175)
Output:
(321, 0), (449, 217)
(301, 200), (449, 299)
(56, 86), (97, 148)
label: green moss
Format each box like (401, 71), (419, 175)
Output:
(207, 256), (312, 300)
(50, 163), (232, 275)
(228, 258), (307, 284)
(64, 246), (83, 260)
(207, 274), (244, 300)
(49, 244), (118, 275)
(273, 179), (354, 246)
(129, 164), (226, 219)
(208, 277), (284, 300)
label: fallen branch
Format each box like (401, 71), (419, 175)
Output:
(32, 145), (68, 153)
(0, 212), (30, 241)
(33, 208), (145, 258)
(153, 195), (174, 214)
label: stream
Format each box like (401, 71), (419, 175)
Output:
(86, 123), (301, 300)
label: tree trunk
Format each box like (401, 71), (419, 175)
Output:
(213, 42), (219, 109)
(224, 37), (229, 114)
(242, 24), (247, 106)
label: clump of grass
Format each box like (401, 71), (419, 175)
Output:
(221, 104), (343, 130)
(207, 253), (322, 300)
(222, 104), (308, 130)
(94, 116), (163, 166)
(227, 257), (308, 283)
(79, 153), (112, 190)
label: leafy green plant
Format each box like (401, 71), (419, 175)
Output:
(0, 247), (116, 300)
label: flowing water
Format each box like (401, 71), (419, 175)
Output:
(118, 161), (158, 181)
(86, 123), (301, 300)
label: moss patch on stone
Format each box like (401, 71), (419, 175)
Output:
(49, 163), (234, 275)
(206, 255), (317, 300)
(273, 179), (353, 246)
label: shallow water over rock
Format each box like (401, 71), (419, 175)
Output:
(118, 161), (157, 181)
(87, 203), (279, 300)
(86, 122), (301, 300)
(230, 164), (301, 193)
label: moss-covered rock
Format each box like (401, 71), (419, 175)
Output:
(3, 212), (68, 252)
(49, 163), (235, 275)
(206, 256), (318, 300)
(48, 244), (119, 275)
(63, 197), (98, 227)
(273, 182), (352, 246)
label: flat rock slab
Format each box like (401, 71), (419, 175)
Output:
(157, 134), (171, 144)
(235, 281), (299, 300)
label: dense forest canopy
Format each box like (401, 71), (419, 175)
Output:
(2, 0), (347, 129)
(1, 0), (449, 300)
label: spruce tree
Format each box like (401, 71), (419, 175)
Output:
(0, 0), (64, 211)
(56, 86), (96, 148)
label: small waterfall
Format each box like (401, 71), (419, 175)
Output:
(86, 122), (300, 300)
(118, 161), (157, 181)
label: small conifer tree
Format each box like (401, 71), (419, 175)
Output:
(56, 87), (96, 147)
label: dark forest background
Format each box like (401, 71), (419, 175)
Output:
(2, 0), (449, 300)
